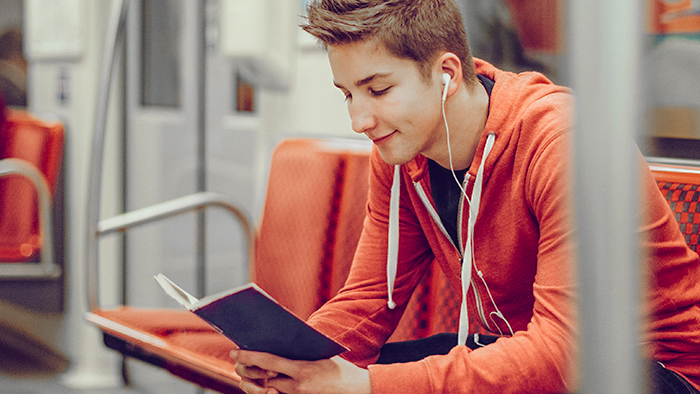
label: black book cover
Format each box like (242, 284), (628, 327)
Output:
(155, 274), (347, 361)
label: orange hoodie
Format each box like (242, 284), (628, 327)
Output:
(307, 59), (700, 393)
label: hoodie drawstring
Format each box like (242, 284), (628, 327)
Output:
(385, 133), (497, 345)
(458, 132), (495, 345)
(386, 164), (401, 310)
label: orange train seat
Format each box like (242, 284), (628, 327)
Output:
(253, 139), (372, 320)
(648, 157), (700, 253)
(86, 138), (372, 393)
(504, 0), (561, 54)
(87, 147), (700, 393)
(0, 109), (65, 313)
(0, 109), (63, 265)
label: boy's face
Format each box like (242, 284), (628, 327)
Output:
(328, 40), (445, 166)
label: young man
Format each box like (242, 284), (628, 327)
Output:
(231, 1), (700, 393)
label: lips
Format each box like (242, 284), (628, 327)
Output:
(371, 131), (396, 144)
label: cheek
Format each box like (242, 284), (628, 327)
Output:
(404, 96), (441, 129)
(387, 96), (429, 123)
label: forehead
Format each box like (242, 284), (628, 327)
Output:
(327, 40), (423, 86)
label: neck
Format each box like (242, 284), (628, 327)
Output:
(432, 81), (489, 171)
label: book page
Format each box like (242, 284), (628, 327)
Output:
(154, 274), (199, 310)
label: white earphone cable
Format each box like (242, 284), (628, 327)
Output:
(442, 76), (471, 206)
(442, 75), (514, 342)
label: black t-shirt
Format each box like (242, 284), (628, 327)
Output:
(428, 74), (494, 246)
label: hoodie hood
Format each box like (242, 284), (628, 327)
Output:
(402, 58), (568, 185)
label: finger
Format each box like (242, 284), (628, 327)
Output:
(239, 377), (279, 394)
(231, 350), (279, 378)
(265, 374), (297, 394)
(235, 362), (279, 380)
(231, 349), (300, 377)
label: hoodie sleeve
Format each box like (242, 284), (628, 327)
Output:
(307, 147), (435, 367)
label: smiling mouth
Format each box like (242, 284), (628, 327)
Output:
(371, 131), (396, 144)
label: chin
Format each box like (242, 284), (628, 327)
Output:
(377, 148), (414, 166)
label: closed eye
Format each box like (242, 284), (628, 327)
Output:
(370, 86), (391, 97)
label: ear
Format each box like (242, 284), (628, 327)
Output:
(435, 52), (463, 98)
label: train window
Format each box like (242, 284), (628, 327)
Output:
(141, 0), (181, 108)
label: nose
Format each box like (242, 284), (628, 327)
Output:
(348, 99), (377, 135)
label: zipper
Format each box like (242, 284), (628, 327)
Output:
(459, 173), (490, 330)
(471, 280), (488, 328)
(413, 180), (491, 331)
(413, 182), (454, 247)
(456, 173), (470, 253)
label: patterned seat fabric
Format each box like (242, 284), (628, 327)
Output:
(658, 181), (700, 252)
(254, 139), (370, 320)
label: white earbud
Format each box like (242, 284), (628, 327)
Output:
(441, 73), (450, 102)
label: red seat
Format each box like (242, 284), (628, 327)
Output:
(0, 109), (63, 262)
(254, 139), (370, 319)
(650, 159), (700, 253)
(87, 138), (371, 393)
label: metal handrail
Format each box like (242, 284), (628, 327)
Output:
(0, 158), (60, 278)
(98, 192), (248, 236)
(92, 191), (255, 305)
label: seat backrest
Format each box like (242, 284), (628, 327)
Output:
(0, 110), (64, 261)
(650, 160), (700, 253)
(254, 139), (370, 320)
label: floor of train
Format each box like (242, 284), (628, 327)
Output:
(0, 358), (219, 394)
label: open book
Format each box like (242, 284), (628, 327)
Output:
(155, 274), (347, 361)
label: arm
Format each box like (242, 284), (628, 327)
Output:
(232, 148), (433, 393)
(306, 147), (435, 366)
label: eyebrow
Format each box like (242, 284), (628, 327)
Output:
(333, 72), (393, 90)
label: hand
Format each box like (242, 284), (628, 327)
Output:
(231, 349), (371, 394)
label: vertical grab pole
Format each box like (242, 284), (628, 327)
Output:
(86, 0), (130, 312)
(569, 0), (645, 392)
(196, 0), (207, 299)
